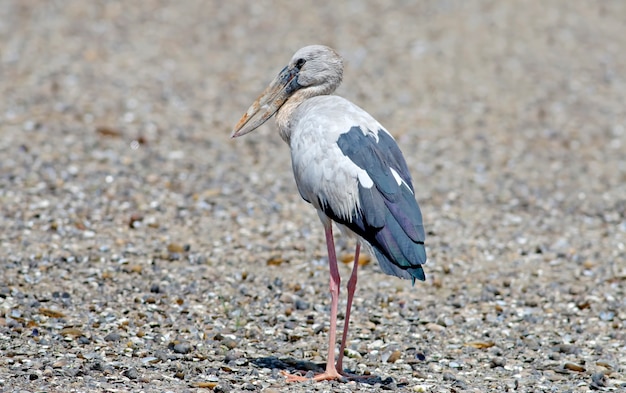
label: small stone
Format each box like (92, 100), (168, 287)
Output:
(266, 256), (283, 266)
(564, 362), (585, 372)
(77, 335), (91, 345)
(554, 344), (579, 354)
(123, 368), (139, 380)
(52, 360), (66, 368)
(129, 213), (143, 228)
(96, 126), (122, 137)
(443, 372), (456, 381)
(60, 327), (83, 337)
(215, 382), (232, 393)
(387, 350), (402, 363)
(295, 299), (309, 310)
(279, 293), (294, 303)
(172, 342), (192, 354)
(167, 243), (184, 253)
(39, 308), (66, 318)
(141, 357), (159, 365)
(452, 379), (469, 390)
(599, 311), (614, 321)
(193, 382), (219, 389)
(155, 350), (170, 362)
(425, 322), (446, 332)
(344, 348), (361, 359)
(223, 339), (238, 350)
(224, 350), (242, 362)
(490, 357), (506, 368)
(104, 332), (121, 342)
(590, 372), (607, 388)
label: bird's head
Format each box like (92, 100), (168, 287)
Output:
(232, 45), (344, 138)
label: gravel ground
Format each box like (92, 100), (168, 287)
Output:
(1, 1), (625, 392)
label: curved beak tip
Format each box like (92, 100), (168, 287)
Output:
(231, 114), (249, 138)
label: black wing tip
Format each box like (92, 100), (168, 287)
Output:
(410, 267), (426, 286)
(373, 249), (426, 284)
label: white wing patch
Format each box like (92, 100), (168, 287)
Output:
(390, 167), (413, 194)
(356, 167), (374, 188)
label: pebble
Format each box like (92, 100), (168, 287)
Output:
(224, 350), (243, 362)
(279, 293), (294, 303)
(294, 299), (309, 310)
(443, 372), (456, 381)
(590, 372), (607, 388)
(104, 333), (121, 342)
(425, 322), (446, 333)
(564, 362), (585, 372)
(599, 311), (614, 321)
(222, 339), (238, 350)
(51, 360), (66, 369)
(123, 368), (139, 380)
(490, 357), (506, 368)
(172, 342), (192, 354)
(215, 383), (233, 393)
(77, 336), (91, 345)
(141, 356), (159, 365)
(554, 344), (579, 355)
(167, 243), (184, 253)
(344, 348), (361, 359)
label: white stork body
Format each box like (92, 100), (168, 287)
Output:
(232, 45), (427, 382)
(288, 96), (376, 222)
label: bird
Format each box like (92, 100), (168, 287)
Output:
(232, 45), (427, 382)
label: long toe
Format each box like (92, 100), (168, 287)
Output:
(282, 370), (346, 383)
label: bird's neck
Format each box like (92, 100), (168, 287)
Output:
(276, 83), (339, 144)
(276, 91), (307, 145)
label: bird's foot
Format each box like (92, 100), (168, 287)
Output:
(281, 369), (346, 383)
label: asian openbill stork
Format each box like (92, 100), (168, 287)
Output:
(232, 45), (427, 382)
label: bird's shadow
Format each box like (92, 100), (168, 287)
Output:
(250, 356), (395, 386)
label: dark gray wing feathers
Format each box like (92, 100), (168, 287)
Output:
(325, 126), (427, 283)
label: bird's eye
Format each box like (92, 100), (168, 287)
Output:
(295, 58), (306, 69)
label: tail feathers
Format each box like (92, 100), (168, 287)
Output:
(373, 248), (426, 285)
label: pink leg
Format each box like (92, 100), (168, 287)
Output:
(284, 221), (343, 382)
(336, 241), (360, 373)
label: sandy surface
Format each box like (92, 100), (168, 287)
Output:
(1, 1), (625, 392)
